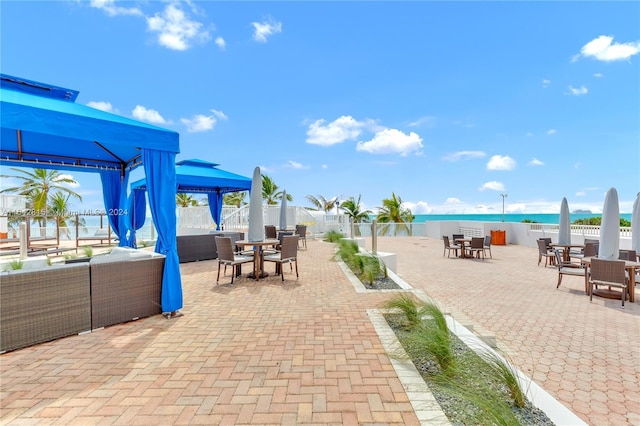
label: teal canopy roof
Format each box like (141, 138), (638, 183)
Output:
(0, 74), (179, 173)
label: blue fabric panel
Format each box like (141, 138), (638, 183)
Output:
(142, 149), (183, 313)
(100, 169), (133, 247)
(207, 192), (223, 230)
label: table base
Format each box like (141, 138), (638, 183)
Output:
(247, 271), (269, 279)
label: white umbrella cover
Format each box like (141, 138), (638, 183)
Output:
(558, 197), (571, 245)
(247, 167), (264, 242)
(632, 192), (640, 253)
(279, 190), (288, 230)
(598, 187), (619, 260)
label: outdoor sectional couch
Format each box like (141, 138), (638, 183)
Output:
(1, 263), (92, 353)
(0, 248), (166, 353)
(177, 231), (244, 263)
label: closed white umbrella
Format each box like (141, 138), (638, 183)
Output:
(279, 190), (288, 231)
(247, 167), (264, 242)
(598, 187), (619, 260)
(632, 193), (640, 253)
(558, 197), (571, 245)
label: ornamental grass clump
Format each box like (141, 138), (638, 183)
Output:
(383, 294), (535, 425)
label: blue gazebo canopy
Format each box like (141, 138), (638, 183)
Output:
(131, 159), (251, 230)
(0, 74), (183, 314)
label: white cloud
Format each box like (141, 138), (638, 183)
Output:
(528, 157), (544, 166)
(402, 201), (432, 214)
(567, 85), (588, 96)
(445, 197), (462, 204)
(408, 116), (437, 128)
(321, 164), (328, 169)
(55, 173), (80, 188)
(442, 151), (486, 162)
(89, 0), (142, 17)
(147, 2), (210, 51)
(306, 115), (367, 146)
(252, 18), (282, 42)
(356, 129), (423, 156)
(286, 160), (307, 169)
(575, 35), (640, 62)
(131, 105), (167, 124)
(486, 155), (516, 171)
(215, 36), (226, 49)
(181, 109), (227, 133)
(86, 101), (114, 112)
(576, 191), (586, 197)
(479, 181), (506, 191)
(593, 72), (604, 78)
(542, 79), (551, 88)
(547, 129), (556, 135)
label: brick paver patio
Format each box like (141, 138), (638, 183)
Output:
(1, 236), (638, 425)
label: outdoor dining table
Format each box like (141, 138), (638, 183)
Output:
(550, 243), (584, 262)
(581, 257), (639, 303)
(235, 238), (280, 281)
(454, 238), (472, 259)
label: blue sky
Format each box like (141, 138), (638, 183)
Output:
(1, 0), (639, 215)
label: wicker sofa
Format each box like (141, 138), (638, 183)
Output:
(1, 263), (92, 353)
(89, 249), (165, 329)
(1, 249), (166, 353)
(177, 231), (244, 263)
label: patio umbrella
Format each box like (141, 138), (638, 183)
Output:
(247, 167), (264, 242)
(558, 197), (571, 245)
(632, 192), (640, 253)
(279, 190), (288, 231)
(598, 187), (619, 260)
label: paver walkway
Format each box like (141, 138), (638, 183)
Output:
(1, 236), (638, 425)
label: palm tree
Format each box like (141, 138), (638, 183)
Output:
(262, 174), (292, 205)
(0, 168), (82, 233)
(376, 192), (414, 236)
(49, 192), (86, 239)
(306, 194), (339, 213)
(341, 195), (374, 236)
(176, 193), (199, 207)
(224, 191), (248, 208)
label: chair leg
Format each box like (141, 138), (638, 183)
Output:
(557, 274), (562, 288)
(217, 262), (221, 284)
(294, 260), (298, 278)
(281, 262), (285, 281)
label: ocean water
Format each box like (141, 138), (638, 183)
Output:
(411, 213), (633, 224)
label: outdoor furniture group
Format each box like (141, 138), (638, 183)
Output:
(1, 248), (166, 353)
(538, 237), (639, 307)
(176, 225), (306, 285)
(443, 235), (492, 260)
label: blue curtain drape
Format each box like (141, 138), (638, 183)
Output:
(207, 191), (223, 230)
(142, 149), (183, 313)
(100, 169), (132, 247)
(126, 189), (147, 248)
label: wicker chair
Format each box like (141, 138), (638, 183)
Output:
(553, 249), (585, 289)
(467, 237), (485, 260)
(483, 235), (492, 258)
(295, 224), (307, 249)
(537, 239), (555, 267)
(589, 258), (628, 307)
(264, 235), (299, 281)
(215, 236), (253, 285)
(452, 234), (464, 248)
(442, 236), (458, 258)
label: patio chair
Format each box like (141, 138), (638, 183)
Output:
(442, 236), (458, 258)
(618, 250), (636, 261)
(589, 258), (628, 307)
(264, 235), (299, 281)
(215, 236), (253, 285)
(483, 235), (492, 258)
(553, 249), (585, 289)
(452, 233), (464, 248)
(537, 239), (555, 267)
(467, 237), (485, 260)
(295, 224), (307, 249)
(265, 225), (277, 239)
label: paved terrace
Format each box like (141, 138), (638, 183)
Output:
(1, 237), (638, 425)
